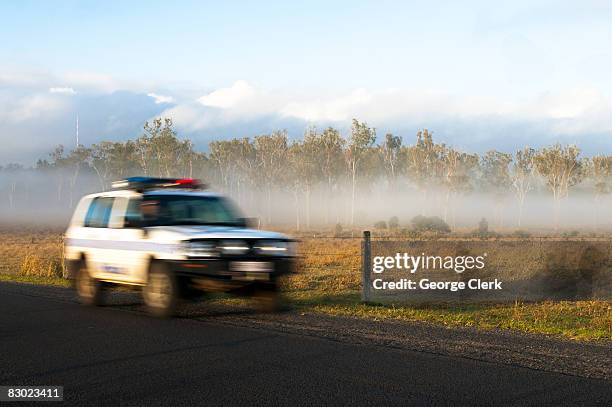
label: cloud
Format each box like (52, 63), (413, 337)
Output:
(3, 71), (612, 165)
(0, 93), (70, 122)
(198, 80), (256, 108)
(49, 87), (76, 95)
(536, 88), (604, 120)
(60, 71), (121, 93)
(281, 89), (372, 122)
(147, 92), (174, 104)
(157, 80), (282, 132)
(153, 81), (612, 147)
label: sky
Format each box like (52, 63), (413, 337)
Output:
(1, 0), (612, 164)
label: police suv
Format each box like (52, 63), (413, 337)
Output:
(64, 177), (296, 317)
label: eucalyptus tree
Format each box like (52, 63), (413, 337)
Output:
(534, 144), (585, 229)
(209, 140), (237, 192)
(48, 145), (67, 202)
(440, 146), (479, 227)
(90, 141), (139, 190)
(299, 127), (324, 228)
(232, 138), (259, 206)
(586, 155), (612, 226)
(511, 147), (535, 227)
(3, 163), (23, 209)
(404, 129), (444, 215)
(147, 118), (178, 177)
(379, 133), (402, 191)
(287, 141), (306, 230)
(90, 141), (115, 190)
(176, 139), (196, 178)
(135, 118), (193, 178)
(480, 150), (512, 227)
(254, 130), (289, 225)
(189, 151), (212, 181)
(65, 145), (92, 208)
(318, 127), (345, 223)
(345, 119), (376, 225)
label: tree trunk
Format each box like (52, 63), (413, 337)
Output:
(293, 190), (300, 231)
(350, 162), (356, 225)
(325, 178), (332, 225)
(421, 188), (428, 216)
(443, 190), (450, 223)
(266, 186), (272, 226)
(69, 165), (80, 208)
(305, 185), (311, 229)
(8, 181), (16, 209)
(92, 165), (106, 191)
(553, 195), (561, 230)
(57, 173), (63, 203)
(517, 196), (525, 228)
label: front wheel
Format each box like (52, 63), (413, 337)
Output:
(76, 260), (103, 306)
(142, 262), (179, 317)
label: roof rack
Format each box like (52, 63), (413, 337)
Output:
(111, 177), (206, 192)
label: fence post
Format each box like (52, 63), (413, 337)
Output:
(361, 230), (371, 302)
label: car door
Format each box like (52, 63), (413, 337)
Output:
(81, 196), (114, 279)
(103, 196), (149, 284)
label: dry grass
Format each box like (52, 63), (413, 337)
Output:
(0, 227), (609, 340)
(0, 228), (64, 278)
(287, 237), (611, 340)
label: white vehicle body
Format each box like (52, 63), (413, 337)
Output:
(64, 189), (293, 286)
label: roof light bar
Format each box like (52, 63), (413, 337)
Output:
(111, 177), (205, 191)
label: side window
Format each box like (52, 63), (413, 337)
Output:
(124, 198), (142, 227)
(84, 197), (115, 228)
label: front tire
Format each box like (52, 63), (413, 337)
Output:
(76, 260), (103, 306)
(142, 262), (179, 317)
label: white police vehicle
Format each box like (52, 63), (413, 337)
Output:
(64, 177), (296, 317)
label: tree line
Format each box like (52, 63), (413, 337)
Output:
(1, 117), (610, 230)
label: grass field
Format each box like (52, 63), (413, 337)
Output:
(0, 227), (610, 341)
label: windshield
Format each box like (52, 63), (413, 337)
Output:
(140, 194), (242, 227)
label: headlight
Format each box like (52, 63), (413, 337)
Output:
(182, 241), (217, 257)
(219, 240), (250, 255)
(254, 240), (294, 256)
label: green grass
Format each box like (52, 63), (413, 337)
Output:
(293, 296), (611, 341)
(0, 273), (70, 287)
(193, 288), (611, 341)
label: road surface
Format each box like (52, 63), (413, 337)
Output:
(0, 283), (610, 406)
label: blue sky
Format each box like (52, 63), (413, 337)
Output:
(2, 0), (612, 163)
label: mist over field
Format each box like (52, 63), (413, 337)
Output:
(1, 181), (610, 232)
(1, 120), (610, 233)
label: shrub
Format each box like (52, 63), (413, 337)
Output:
(410, 215), (450, 234)
(374, 220), (387, 229)
(512, 230), (531, 238)
(334, 223), (343, 237)
(478, 218), (488, 234)
(399, 228), (419, 238)
(388, 216), (399, 229)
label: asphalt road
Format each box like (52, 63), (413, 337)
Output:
(0, 283), (610, 406)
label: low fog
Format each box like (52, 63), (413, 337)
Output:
(1, 170), (611, 233)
